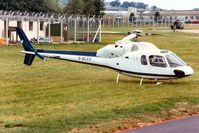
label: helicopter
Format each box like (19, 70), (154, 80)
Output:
(16, 27), (194, 85)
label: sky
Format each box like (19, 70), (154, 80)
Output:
(106, 0), (199, 10)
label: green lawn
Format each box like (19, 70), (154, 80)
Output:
(0, 31), (199, 133)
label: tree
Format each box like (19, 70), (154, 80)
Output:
(64, 0), (84, 15)
(120, 1), (147, 9)
(82, 0), (95, 16)
(150, 6), (158, 11)
(94, 0), (105, 16)
(44, 0), (61, 13)
(120, 1), (131, 8)
(135, 2), (147, 9)
(129, 12), (136, 22)
(0, 0), (61, 13)
(64, 0), (105, 16)
(154, 11), (160, 23)
(110, 0), (121, 7)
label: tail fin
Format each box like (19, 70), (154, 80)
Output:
(16, 27), (45, 66)
(16, 27), (34, 52)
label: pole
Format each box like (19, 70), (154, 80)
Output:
(60, 19), (63, 43)
(37, 19), (40, 44)
(87, 17), (90, 42)
(108, 16), (110, 28)
(122, 17), (124, 28)
(113, 17), (115, 28)
(99, 19), (102, 43)
(48, 19), (51, 43)
(118, 17), (119, 27)
(132, 17), (133, 27)
(74, 19), (77, 42)
(6, 17), (9, 46)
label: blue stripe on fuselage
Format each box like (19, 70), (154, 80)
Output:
(41, 50), (97, 56)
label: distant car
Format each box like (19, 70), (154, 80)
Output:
(171, 20), (184, 30)
(38, 36), (53, 44)
(185, 20), (192, 24)
(192, 20), (199, 24)
(30, 37), (53, 44)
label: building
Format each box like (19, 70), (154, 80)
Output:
(0, 12), (48, 44)
(142, 10), (199, 20)
(0, 11), (101, 45)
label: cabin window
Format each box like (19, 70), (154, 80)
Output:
(149, 55), (167, 67)
(141, 55), (147, 65)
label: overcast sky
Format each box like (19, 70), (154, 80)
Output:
(106, 0), (199, 10)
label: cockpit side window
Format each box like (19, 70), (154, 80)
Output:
(141, 55), (147, 65)
(149, 55), (167, 67)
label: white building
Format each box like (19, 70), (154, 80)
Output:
(0, 11), (101, 45)
(1, 20), (48, 42)
(142, 10), (199, 20)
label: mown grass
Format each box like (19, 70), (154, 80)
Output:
(0, 31), (199, 133)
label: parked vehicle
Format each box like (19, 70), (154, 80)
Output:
(30, 37), (53, 44)
(38, 36), (53, 44)
(171, 20), (184, 30)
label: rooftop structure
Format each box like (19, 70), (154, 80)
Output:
(142, 10), (199, 19)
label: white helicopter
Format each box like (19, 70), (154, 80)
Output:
(16, 27), (194, 85)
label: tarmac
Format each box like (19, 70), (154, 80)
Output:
(180, 30), (199, 34)
(123, 116), (199, 133)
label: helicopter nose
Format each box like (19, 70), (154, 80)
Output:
(174, 66), (194, 78)
(184, 66), (194, 76)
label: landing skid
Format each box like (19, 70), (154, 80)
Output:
(116, 75), (165, 85)
(140, 78), (162, 85)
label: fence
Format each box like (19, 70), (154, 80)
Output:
(102, 15), (187, 29)
(0, 11), (102, 46)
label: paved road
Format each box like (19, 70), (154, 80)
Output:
(123, 116), (199, 133)
(180, 30), (199, 34)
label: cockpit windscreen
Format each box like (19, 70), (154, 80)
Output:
(166, 53), (187, 68)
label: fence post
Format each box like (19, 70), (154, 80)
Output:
(118, 17), (119, 27)
(99, 18), (102, 43)
(37, 19), (40, 44)
(48, 18), (51, 43)
(6, 17), (9, 46)
(74, 19), (77, 42)
(87, 17), (90, 42)
(113, 17), (115, 28)
(60, 18), (63, 43)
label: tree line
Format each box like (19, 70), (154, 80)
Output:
(0, 0), (61, 13)
(109, 0), (148, 9)
(0, 0), (105, 16)
(64, 0), (105, 16)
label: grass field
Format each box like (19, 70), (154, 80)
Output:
(0, 30), (199, 133)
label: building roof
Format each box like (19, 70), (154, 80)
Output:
(143, 10), (199, 16)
